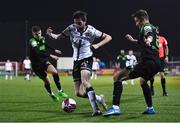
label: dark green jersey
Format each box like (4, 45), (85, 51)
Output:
(138, 23), (159, 61)
(117, 54), (127, 68)
(29, 36), (55, 64)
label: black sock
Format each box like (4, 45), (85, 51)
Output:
(150, 78), (154, 88)
(161, 78), (167, 94)
(113, 81), (123, 106)
(53, 74), (61, 91)
(44, 83), (52, 95)
(150, 78), (154, 93)
(141, 82), (152, 107)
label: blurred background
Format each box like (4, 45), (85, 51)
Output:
(0, 0), (180, 75)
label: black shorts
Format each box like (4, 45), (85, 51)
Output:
(24, 68), (31, 74)
(73, 57), (93, 82)
(5, 71), (13, 75)
(159, 58), (165, 72)
(129, 59), (160, 81)
(32, 61), (51, 79)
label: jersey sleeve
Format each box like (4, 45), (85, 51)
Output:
(162, 37), (168, 46)
(92, 26), (103, 39)
(62, 25), (73, 37)
(30, 39), (38, 48)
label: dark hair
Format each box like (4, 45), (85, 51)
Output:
(72, 10), (87, 21)
(131, 9), (149, 20)
(32, 26), (41, 33)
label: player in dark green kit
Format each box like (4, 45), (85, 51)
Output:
(29, 26), (68, 101)
(116, 50), (127, 69)
(103, 10), (160, 116)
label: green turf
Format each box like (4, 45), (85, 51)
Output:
(0, 76), (180, 122)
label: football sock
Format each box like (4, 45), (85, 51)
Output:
(161, 78), (167, 94)
(150, 78), (154, 93)
(44, 83), (52, 95)
(53, 74), (61, 91)
(95, 95), (101, 103)
(150, 78), (154, 88)
(141, 82), (152, 107)
(113, 81), (123, 106)
(86, 87), (98, 112)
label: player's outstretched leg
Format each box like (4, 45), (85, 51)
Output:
(45, 85), (59, 102)
(48, 64), (68, 98)
(103, 81), (122, 116)
(86, 87), (102, 116)
(53, 74), (68, 98)
(43, 77), (59, 102)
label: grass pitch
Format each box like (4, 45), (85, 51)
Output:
(0, 75), (180, 122)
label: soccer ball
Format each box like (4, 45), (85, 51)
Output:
(62, 98), (76, 113)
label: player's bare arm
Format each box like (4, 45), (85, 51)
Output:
(125, 34), (138, 42)
(46, 27), (65, 40)
(50, 54), (59, 60)
(92, 33), (112, 49)
(164, 45), (169, 63)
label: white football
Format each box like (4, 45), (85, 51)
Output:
(62, 98), (76, 113)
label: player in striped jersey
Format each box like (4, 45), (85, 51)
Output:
(47, 11), (112, 116)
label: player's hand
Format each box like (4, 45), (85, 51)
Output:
(125, 34), (134, 41)
(144, 38), (151, 47)
(165, 56), (169, 63)
(55, 49), (62, 55)
(46, 27), (53, 36)
(50, 54), (59, 60)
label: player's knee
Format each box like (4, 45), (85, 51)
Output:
(44, 81), (50, 85)
(139, 77), (144, 85)
(52, 70), (58, 75)
(160, 73), (164, 79)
